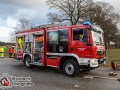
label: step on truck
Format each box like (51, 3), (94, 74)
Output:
(15, 22), (106, 77)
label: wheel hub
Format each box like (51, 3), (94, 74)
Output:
(68, 67), (71, 71)
(65, 63), (74, 74)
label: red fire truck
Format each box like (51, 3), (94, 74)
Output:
(15, 22), (106, 77)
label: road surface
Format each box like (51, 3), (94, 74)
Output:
(0, 58), (120, 90)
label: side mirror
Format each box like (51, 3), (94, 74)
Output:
(83, 29), (88, 42)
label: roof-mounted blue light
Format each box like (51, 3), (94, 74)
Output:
(83, 21), (91, 25)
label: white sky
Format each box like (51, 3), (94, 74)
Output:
(0, 0), (120, 42)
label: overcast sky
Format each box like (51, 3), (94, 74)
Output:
(0, 0), (120, 42)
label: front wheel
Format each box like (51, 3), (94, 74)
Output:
(63, 60), (79, 77)
(25, 56), (35, 68)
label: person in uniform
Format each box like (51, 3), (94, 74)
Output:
(0, 46), (1, 57)
(1, 46), (4, 58)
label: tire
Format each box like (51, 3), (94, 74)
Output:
(25, 56), (36, 68)
(63, 60), (79, 77)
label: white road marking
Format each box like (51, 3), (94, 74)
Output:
(83, 75), (94, 79)
(74, 84), (79, 88)
(83, 75), (118, 80)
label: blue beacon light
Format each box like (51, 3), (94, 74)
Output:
(83, 21), (91, 25)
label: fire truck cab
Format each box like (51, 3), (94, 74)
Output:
(15, 22), (106, 77)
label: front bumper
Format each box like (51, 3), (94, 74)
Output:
(79, 57), (106, 68)
(79, 58), (98, 68)
(98, 57), (106, 64)
(90, 59), (98, 67)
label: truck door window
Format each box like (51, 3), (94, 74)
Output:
(47, 31), (59, 52)
(73, 28), (83, 41)
(59, 30), (68, 53)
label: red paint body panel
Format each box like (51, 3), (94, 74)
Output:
(46, 56), (61, 67)
(71, 41), (91, 58)
(46, 58), (58, 67)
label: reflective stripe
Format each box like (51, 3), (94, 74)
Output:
(46, 53), (80, 63)
(1, 48), (4, 52)
(46, 53), (99, 68)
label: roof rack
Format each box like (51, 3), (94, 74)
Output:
(31, 24), (60, 29)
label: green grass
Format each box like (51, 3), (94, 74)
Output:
(4, 46), (9, 56)
(106, 49), (120, 64)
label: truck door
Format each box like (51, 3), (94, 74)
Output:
(71, 28), (91, 58)
(46, 30), (59, 67)
(46, 29), (68, 67)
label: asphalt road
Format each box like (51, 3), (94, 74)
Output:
(0, 58), (120, 90)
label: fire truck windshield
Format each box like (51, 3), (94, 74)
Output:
(92, 31), (104, 46)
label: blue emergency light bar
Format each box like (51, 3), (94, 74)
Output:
(83, 21), (91, 25)
(83, 22), (103, 32)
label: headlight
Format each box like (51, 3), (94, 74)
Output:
(92, 59), (97, 63)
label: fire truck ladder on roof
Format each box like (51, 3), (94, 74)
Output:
(31, 23), (60, 29)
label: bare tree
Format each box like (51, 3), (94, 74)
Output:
(10, 17), (31, 42)
(47, 12), (62, 23)
(83, 2), (120, 25)
(46, 0), (93, 25)
(9, 31), (16, 43)
(15, 17), (31, 32)
(83, 1), (120, 49)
